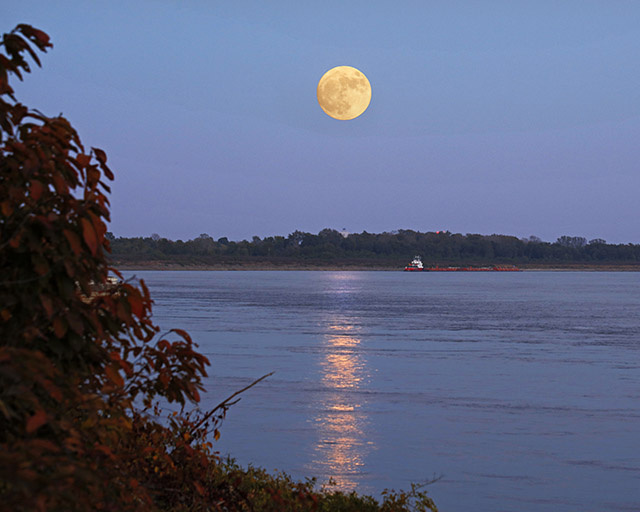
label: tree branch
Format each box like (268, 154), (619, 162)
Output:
(190, 372), (274, 434)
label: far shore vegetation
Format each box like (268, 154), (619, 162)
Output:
(109, 231), (640, 270)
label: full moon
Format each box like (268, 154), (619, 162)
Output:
(317, 66), (371, 120)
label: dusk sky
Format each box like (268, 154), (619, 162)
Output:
(5, 1), (640, 243)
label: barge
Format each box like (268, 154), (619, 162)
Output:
(404, 256), (519, 272)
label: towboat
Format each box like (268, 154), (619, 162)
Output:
(404, 256), (424, 272)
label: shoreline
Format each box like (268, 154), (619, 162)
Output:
(114, 261), (640, 272)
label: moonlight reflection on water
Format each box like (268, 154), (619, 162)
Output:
(311, 322), (372, 491)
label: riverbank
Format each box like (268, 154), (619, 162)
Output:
(114, 260), (640, 271)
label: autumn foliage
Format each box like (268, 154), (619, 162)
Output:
(0, 25), (437, 511)
(0, 23), (216, 511)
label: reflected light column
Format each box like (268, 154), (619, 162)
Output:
(312, 322), (373, 491)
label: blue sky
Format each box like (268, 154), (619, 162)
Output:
(5, 1), (640, 242)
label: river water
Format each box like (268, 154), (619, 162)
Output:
(126, 270), (640, 511)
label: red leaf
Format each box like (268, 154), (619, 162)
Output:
(119, 359), (133, 377)
(26, 410), (48, 433)
(93, 147), (107, 164)
(52, 317), (67, 338)
(42, 379), (63, 402)
(9, 235), (21, 249)
(87, 167), (100, 186)
(171, 328), (192, 343)
(17, 25), (51, 48)
(158, 371), (169, 388)
(129, 294), (143, 317)
(1, 201), (13, 216)
(93, 443), (114, 458)
(29, 180), (45, 201)
(76, 153), (91, 167)
(40, 294), (54, 318)
(105, 365), (124, 387)
(67, 312), (84, 335)
(91, 214), (106, 239)
(81, 218), (98, 255)
(92, 147), (114, 180)
(52, 173), (67, 194)
(63, 229), (83, 255)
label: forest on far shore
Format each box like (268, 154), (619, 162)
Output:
(108, 230), (640, 268)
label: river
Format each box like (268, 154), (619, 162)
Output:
(125, 270), (640, 511)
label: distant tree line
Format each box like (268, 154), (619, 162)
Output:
(108, 229), (640, 267)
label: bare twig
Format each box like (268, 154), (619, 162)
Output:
(190, 372), (274, 434)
